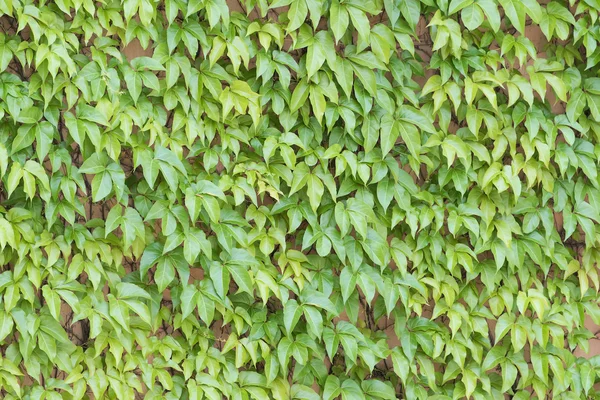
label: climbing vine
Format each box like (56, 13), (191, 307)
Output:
(0, 0), (600, 398)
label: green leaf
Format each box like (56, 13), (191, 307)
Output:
(116, 283), (152, 300)
(306, 41), (325, 78)
(330, 0), (349, 42)
(91, 172), (113, 202)
(448, 0), (473, 15)
(303, 305), (323, 337)
(284, 299), (303, 335)
(180, 285), (199, 319)
(399, 0), (420, 30)
(482, 346), (506, 370)
(341, 379), (366, 400)
(0, 219), (16, 250)
(307, 174), (325, 212)
(361, 380), (396, 399)
(37, 331), (57, 359)
(155, 258), (176, 292)
(287, 0), (308, 32)
(290, 79), (310, 112)
(398, 121), (421, 159)
(227, 263), (254, 294)
(498, 0), (525, 33)
(461, 4), (484, 30)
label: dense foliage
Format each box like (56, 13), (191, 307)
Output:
(1, 0), (600, 398)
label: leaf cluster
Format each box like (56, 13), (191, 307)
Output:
(0, 0), (599, 399)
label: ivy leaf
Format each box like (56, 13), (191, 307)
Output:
(498, 0), (525, 33)
(341, 380), (365, 400)
(284, 299), (303, 335)
(361, 380), (396, 399)
(37, 331), (57, 359)
(448, 0), (473, 15)
(399, 0), (420, 30)
(287, 0), (308, 32)
(461, 4), (484, 30)
(155, 257), (176, 292)
(227, 263), (254, 294)
(307, 174), (325, 212)
(398, 121), (421, 159)
(180, 285), (199, 319)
